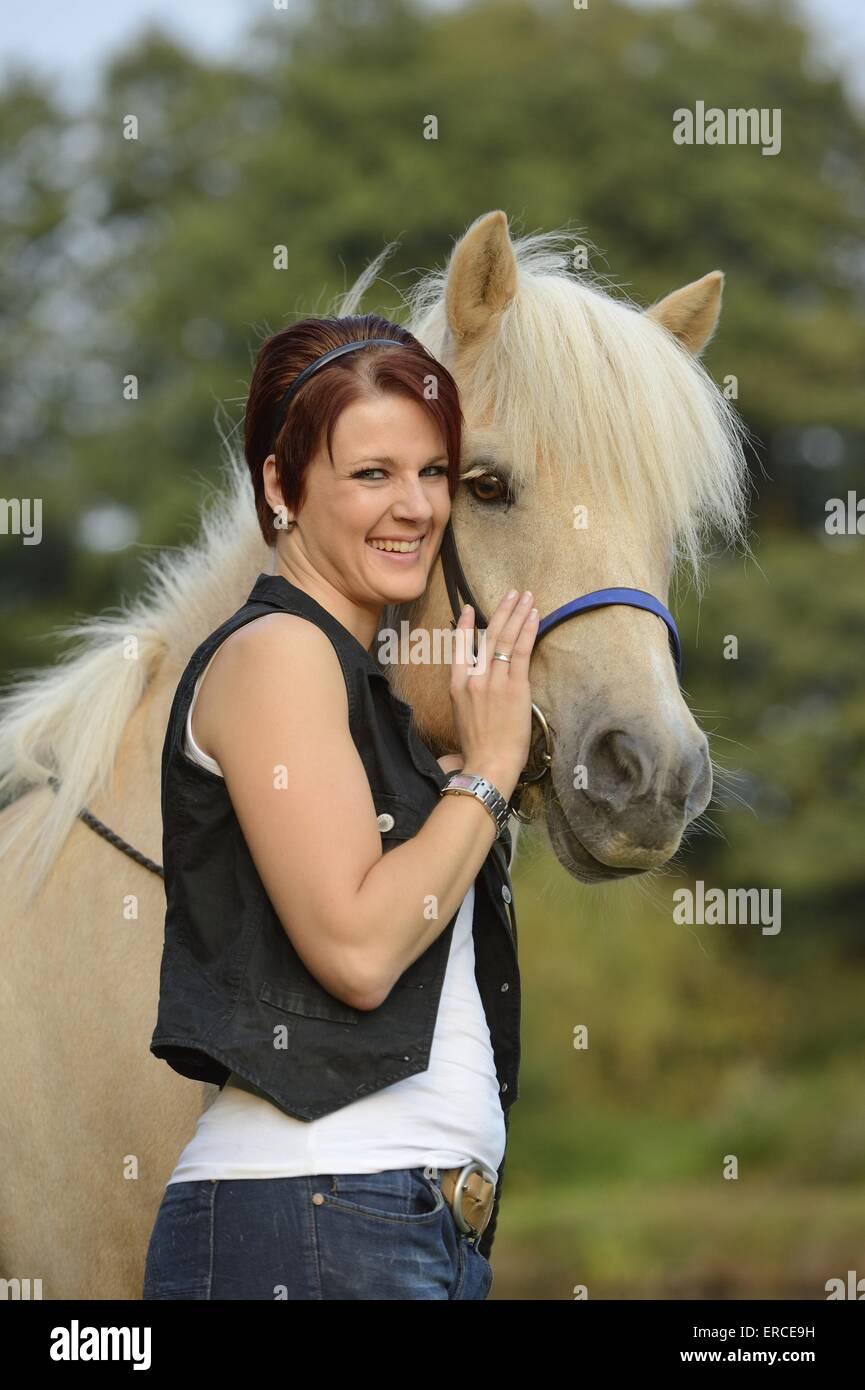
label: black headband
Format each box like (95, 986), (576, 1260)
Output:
(269, 337), (405, 450)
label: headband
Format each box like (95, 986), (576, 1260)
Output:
(269, 337), (405, 450)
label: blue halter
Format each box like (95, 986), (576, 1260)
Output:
(440, 520), (682, 679)
(536, 587), (681, 677)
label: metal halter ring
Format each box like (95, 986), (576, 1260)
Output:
(510, 701), (556, 823)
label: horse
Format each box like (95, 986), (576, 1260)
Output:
(0, 210), (750, 1298)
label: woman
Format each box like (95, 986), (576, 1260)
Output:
(144, 314), (538, 1300)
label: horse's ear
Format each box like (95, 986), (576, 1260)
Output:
(445, 210), (518, 344)
(645, 270), (724, 356)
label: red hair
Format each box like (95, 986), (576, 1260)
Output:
(244, 314), (463, 544)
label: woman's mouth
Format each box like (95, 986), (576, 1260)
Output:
(365, 534), (426, 563)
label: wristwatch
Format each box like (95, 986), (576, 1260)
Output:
(440, 771), (511, 839)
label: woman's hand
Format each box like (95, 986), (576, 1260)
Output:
(449, 591), (538, 801)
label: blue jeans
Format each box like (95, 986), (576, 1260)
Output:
(142, 1167), (494, 1300)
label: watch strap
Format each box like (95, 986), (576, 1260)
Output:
(440, 771), (511, 838)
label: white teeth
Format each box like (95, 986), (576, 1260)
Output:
(366, 538), (422, 552)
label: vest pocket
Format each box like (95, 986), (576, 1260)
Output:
(258, 981), (360, 1025)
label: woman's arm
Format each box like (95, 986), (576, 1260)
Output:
(201, 614), (515, 1012)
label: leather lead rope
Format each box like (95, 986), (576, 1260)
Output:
(46, 774), (164, 878)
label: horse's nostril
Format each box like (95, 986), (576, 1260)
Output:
(581, 729), (653, 813)
(682, 742), (713, 820)
(605, 731), (649, 786)
(581, 727), (712, 820)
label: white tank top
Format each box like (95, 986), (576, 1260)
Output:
(167, 651), (506, 1183)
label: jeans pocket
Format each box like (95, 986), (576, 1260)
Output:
(142, 1181), (216, 1300)
(322, 1168), (445, 1225)
(314, 1169), (455, 1298)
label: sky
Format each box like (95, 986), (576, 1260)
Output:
(2, 0), (864, 110)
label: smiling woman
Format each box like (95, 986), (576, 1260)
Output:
(145, 314), (535, 1301)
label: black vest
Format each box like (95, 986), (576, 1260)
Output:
(150, 572), (521, 1258)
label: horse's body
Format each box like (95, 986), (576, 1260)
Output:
(0, 212), (749, 1297)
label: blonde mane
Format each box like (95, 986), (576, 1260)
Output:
(0, 221), (751, 893)
(0, 451), (271, 893)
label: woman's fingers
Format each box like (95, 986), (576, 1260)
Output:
(450, 604), (476, 694)
(484, 590), (535, 675)
(451, 589), (537, 684)
(448, 588), (538, 782)
(507, 600), (539, 675)
(477, 589), (524, 662)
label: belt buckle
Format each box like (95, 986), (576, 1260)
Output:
(449, 1160), (497, 1239)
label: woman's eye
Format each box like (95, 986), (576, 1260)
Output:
(351, 465), (448, 480)
(467, 473), (510, 503)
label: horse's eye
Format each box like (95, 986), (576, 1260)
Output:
(468, 473), (509, 503)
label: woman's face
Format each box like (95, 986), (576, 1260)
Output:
(266, 392), (452, 610)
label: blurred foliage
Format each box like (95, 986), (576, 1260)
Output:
(1, 0), (864, 1296)
(677, 533), (865, 944)
(505, 825), (865, 1296)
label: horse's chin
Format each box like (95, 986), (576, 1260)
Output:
(542, 788), (650, 884)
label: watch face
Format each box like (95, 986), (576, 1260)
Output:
(449, 773), (477, 791)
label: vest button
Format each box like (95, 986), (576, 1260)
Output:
(500, 982), (509, 992)
(377, 812), (395, 833)
(501, 884), (512, 904)
(403, 1055), (411, 1062)
(500, 1081), (509, 1094)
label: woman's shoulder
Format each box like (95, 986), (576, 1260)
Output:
(222, 608), (333, 654)
(193, 612), (349, 759)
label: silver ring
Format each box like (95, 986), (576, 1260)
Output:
(492, 652), (511, 663)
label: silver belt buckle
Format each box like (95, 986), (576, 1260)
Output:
(450, 1160), (497, 1238)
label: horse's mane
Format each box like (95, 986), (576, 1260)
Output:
(0, 448), (271, 893)
(403, 224), (752, 595)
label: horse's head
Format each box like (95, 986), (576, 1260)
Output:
(392, 211), (750, 883)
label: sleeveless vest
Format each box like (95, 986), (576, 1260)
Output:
(149, 572), (520, 1258)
